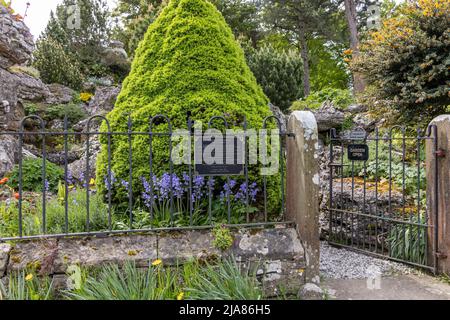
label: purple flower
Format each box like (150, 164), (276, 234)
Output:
(220, 179), (237, 201)
(104, 170), (116, 191)
(235, 182), (259, 203)
(121, 180), (129, 189)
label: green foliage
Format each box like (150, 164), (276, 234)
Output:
(33, 37), (84, 90)
(0, 271), (54, 300)
(209, 0), (260, 42)
(309, 39), (350, 91)
(388, 214), (426, 265)
(212, 224), (234, 251)
(353, 1), (450, 125)
(7, 65), (41, 79)
(46, 104), (87, 125)
(364, 159), (426, 196)
(246, 44), (303, 111)
(64, 257), (262, 300)
(0, 188), (113, 237)
(8, 158), (64, 193)
(65, 261), (178, 300)
(24, 103), (87, 125)
(290, 88), (354, 111)
(97, 0), (278, 210)
(34, 0), (112, 87)
(112, 0), (165, 56)
(186, 256), (262, 300)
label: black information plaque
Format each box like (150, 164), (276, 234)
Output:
(348, 144), (369, 161)
(195, 137), (244, 176)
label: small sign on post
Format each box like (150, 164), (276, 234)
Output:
(347, 128), (367, 141)
(348, 144), (369, 161)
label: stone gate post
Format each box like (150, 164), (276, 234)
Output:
(426, 115), (450, 274)
(286, 111), (321, 284)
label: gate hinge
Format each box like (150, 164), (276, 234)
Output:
(435, 149), (446, 158)
(435, 252), (448, 259)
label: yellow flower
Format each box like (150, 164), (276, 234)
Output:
(177, 292), (185, 300)
(89, 178), (96, 186)
(151, 259), (162, 266)
(80, 92), (93, 103)
(25, 274), (33, 281)
(343, 48), (353, 55)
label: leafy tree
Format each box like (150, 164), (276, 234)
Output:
(246, 44), (303, 111)
(309, 38), (350, 91)
(352, 0), (450, 125)
(112, 0), (165, 56)
(209, 0), (261, 46)
(262, 0), (341, 96)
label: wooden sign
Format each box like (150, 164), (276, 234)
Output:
(348, 144), (369, 161)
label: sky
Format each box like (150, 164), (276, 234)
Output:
(10, 0), (118, 39)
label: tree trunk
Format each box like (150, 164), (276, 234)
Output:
(298, 30), (311, 97)
(344, 0), (366, 94)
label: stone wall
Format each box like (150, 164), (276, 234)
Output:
(0, 227), (306, 297)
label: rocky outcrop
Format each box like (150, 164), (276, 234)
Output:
(0, 6), (34, 68)
(46, 84), (75, 105)
(101, 41), (130, 72)
(15, 71), (52, 102)
(68, 137), (101, 180)
(86, 85), (120, 116)
(313, 101), (345, 133)
(0, 135), (19, 177)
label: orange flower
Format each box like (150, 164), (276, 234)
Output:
(14, 192), (20, 200)
(0, 177), (8, 185)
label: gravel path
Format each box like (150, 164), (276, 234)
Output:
(320, 242), (416, 279)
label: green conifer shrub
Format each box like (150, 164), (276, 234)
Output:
(96, 0), (282, 214)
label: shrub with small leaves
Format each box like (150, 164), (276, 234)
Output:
(33, 37), (84, 90)
(352, 0), (450, 126)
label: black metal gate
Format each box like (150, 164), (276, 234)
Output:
(327, 125), (438, 272)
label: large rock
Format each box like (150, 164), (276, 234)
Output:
(15, 71), (52, 102)
(86, 85), (120, 116)
(46, 83), (75, 104)
(101, 41), (130, 72)
(0, 6), (34, 69)
(0, 68), (18, 108)
(0, 243), (11, 277)
(68, 137), (101, 180)
(0, 62), (51, 107)
(314, 101), (345, 133)
(0, 135), (19, 177)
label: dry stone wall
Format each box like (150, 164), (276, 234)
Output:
(0, 227), (306, 297)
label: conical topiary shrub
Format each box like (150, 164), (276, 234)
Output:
(96, 0), (281, 214)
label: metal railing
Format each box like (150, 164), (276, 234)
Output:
(327, 124), (438, 272)
(0, 114), (291, 241)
